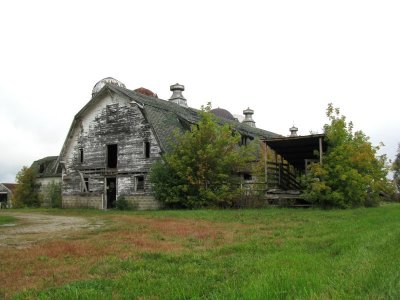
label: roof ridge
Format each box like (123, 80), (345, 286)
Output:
(110, 83), (280, 139)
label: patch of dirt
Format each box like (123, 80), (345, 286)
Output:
(0, 212), (245, 299)
(0, 212), (103, 249)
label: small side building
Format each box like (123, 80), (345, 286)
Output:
(30, 156), (62, 207)
(0, 183), (17, 208)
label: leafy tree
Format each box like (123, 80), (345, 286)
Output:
(393, 144), (400, 192)
(149, 104), (257, 208)
(13, 166), (41, 207)
(304, 104), (392, 208)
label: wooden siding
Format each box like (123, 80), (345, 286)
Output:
(61, 93), (161, 209)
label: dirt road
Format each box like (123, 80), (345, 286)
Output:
(0, 212), (103, 248)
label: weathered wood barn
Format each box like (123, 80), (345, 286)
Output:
(34, 77), (325, 209)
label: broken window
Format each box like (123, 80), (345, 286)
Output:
(79, 148), (84, 163)
(144, 141), (150, 158)
(134, 175), (145, 191)
(107, 144), (118, 168)
(81, 177), (90, 192)
(106, 104), (119, 123)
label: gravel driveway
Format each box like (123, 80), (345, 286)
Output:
(0, 212), (103, 248)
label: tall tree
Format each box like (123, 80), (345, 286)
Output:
(393, 144), (400, 192)
(304, 104), (392, 208)
(149, 104), (257, 208)
(13, 166), (41, 207)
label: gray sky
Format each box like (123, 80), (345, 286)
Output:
(1, 0), (399, 183)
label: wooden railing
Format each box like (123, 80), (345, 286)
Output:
(266, 162), (301, 190)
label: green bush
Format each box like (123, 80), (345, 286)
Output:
(116, 196), (133, 210)
(303, 104), (393, 208)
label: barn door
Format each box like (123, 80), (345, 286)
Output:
(106, 177), (116, 209)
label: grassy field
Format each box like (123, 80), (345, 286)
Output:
(1, 204), (400, 299)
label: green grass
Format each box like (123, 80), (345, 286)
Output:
(0, 215), (17, 225)
(9, 204), (400, 299)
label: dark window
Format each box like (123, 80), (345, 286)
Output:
(107, 144), (118, 168)
(39, 164), (45, 173)
(243, 173), (252, 181)
(79, 148), (84, 163)
(145, 141), (150, 158)
(136, 176), (144, 191)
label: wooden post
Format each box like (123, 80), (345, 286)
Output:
(319, 137), (323, 165)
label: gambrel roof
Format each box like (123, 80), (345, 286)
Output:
(107, 84), (280, 151)
(56, 83), (280, 172)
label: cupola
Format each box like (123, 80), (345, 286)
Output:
(289, 125), (298, 137)
(242, 107), (256, 128)
(92, 77), (125, 97)
(169, 83), (187, 107)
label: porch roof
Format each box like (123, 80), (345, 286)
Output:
(263, 134), (327, 171)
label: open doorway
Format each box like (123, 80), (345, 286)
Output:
(0, 193), (7, 208)
(107, 144), (118, 168)
(106, 177), (116, 209)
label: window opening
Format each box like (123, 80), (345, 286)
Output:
(79, 148), (84, 163)
(145, 141), (150, 158)
(107, 144), (118, 168)
(243, 173), (252, 181)
(84, 177), (89, 192)
(135, 176), (145, 191)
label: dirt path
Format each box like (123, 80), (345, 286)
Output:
(0, 212), (104, 249)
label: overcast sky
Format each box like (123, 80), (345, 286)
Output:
(1, 0), (399, 183)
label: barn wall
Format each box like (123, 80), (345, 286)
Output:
(63, 194), (103, 209)
(61, 92), (161, 209)
(125, 195), (162, 210)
